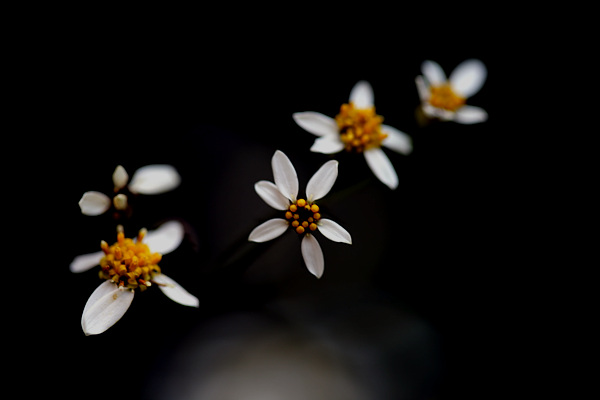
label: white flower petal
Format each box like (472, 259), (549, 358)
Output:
(305, 160), (338, 202)
(70, 250), (103, 273)
(112, 165), (129, 190)
(422, 103), (454, 120)
(317, 218), (352, 244)
(292, 112), (339, 137)
(421, 60), (446, 85)
(79, 191), (111, 216)
(363, 148), (399, 189)
(301, 234), (324, 278)
(381, 125), (413, 155)
(142, 220), (184, 255)
(453, 105), (488, 124)
(415, 75), (430, 102)
(310, 135), (345, 154)
(349, 80), (374, 108)
(81, 281), (134, 335)
(255, 181), (290, 210)
(153, 273), (199, 307)
(449, 59), (487, 98)
(128, 164), (181, 195)
(248, 219), (289, 242)
(271, 150), (298, 202)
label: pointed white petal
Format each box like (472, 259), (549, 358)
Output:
(142, 220), (184, 255)
(310, 135), (345, 154)
(112, 165), (129, 190)
(449, 59), (487, 98)
(301, 234), (324, 278)
(81, 281), (134, 335)
(415, 75), (430, 102)
(248, 219), (289, 242)
(422, 60), (446, 85)
(153, 273), (199, 307)
(381, 125), (413, 155)
(271, 150), (298, 201)
(128, 164), (181, 195)
(79, 191), (111, 216)
(349, 80), (374, 108)
(453, 105), (488, 124)
(70, 251), (103, 273)
(317, 219), (352, 244)
(363, 148), (399, 189)
(305, 160), (338, 202)
(423, 103), (453, 120)
(292, 112), (339, 137)
(255, 181), (290, 210)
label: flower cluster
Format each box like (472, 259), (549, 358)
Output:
(72, 165), (197, 335)
(71, 58), (487, 335)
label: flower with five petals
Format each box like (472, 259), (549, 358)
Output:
(248, 150), (352, 278)
(293, 81), (413, 190)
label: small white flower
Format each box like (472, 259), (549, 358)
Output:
(248, 150), (352, 278)
(78, 164), (181, 216)
(71, 220), (198, 335)
(415, 59), (488, 124)
(293, 81), (413, 190)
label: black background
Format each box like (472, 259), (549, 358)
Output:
(12, 11), (548, 400)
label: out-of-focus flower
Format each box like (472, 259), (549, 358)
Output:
(293, 81), (412, 190)
(78, 164), (181, 216)
(71, 221), (198, 335)
(248, 150), (352, 278)
(415, 59), (488, 124)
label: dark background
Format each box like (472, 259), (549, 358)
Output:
(13, 12), (546, 400)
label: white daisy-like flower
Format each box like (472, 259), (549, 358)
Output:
(415, 59), (488, 124)
(70, 220), (198, 335)
(78, 164), (181, 216)
(293, 81), (412, 190)
(248, 150), (352, 279)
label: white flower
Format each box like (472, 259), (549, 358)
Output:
(248, 150), (352, 278)
(71, 220), (198, 335)
(78, 164), (181, 216)
(415, 59), (488, 124)
(292, 81), (412, 190)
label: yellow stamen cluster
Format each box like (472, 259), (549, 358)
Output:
(335, 102), (387, 152)
(285, 198), (320, 234)
(99, 228), (161, 291)
(428, 84), (466, 111)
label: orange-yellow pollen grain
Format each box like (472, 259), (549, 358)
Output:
(289, 204), (297, 212)
(309, 223), (318, 231)
(310, 204), (319, 213)
(296, 226), (305, 234)
(313, 213), (321, 220)
(285, 211), (293, 219)
(296, 199), (306, 207)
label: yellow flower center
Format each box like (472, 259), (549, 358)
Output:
(428, 84), (466, 111)
(284, 198), (321, 235)
(335, 102), (387, 153)
(98, 228), (162, 291)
